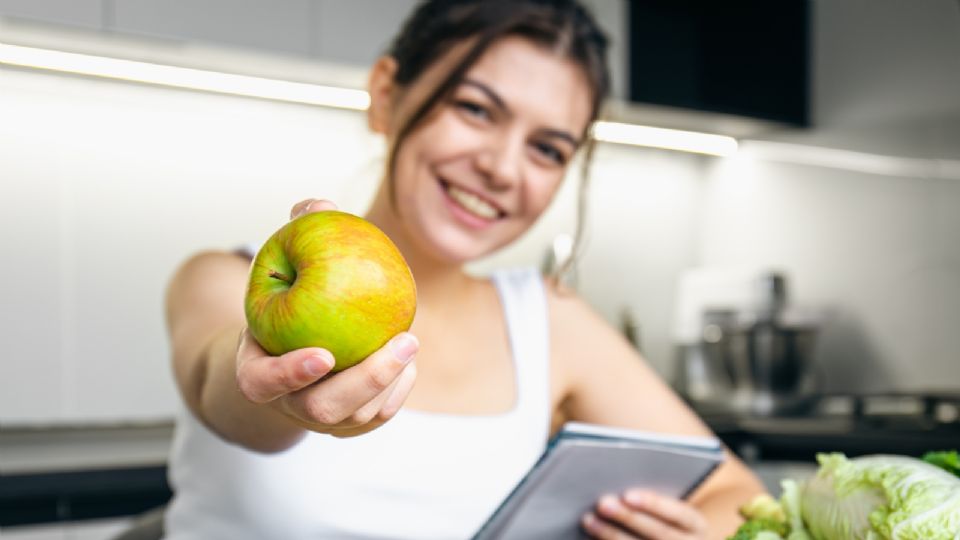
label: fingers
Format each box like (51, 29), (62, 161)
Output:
(334, 359), (413, 427)
(581, 512), (633, 540)
(280, 333), (419, 426)
(622, 490), (707, 534)
(586, 491), (706, 540)
(321, 361), (417, 437)
(290, 198), (338, 220)
(236, 329), (336, 404)
(381, 360), (418, 417)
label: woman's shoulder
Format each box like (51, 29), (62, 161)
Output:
(542, 277), (639, 375)
(542, 277), (607, 332)
(167, 249), (251, 301)
(173, 249), (250, 277)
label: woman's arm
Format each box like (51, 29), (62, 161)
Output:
(547, 286), (765, 539)
(165, 250), (311, 452)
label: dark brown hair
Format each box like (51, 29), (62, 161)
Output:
(386, 0), (611, 279)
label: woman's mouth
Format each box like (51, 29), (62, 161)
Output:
(438, 179), (505, 228)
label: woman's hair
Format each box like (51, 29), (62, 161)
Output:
(385, 0), (611, 281)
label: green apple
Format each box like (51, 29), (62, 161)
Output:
(244, 210), (417, 372)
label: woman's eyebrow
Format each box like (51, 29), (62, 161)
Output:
(540, 128), (581, 148)
(462, 78), (509, 113)
(461, 78), (581, 148)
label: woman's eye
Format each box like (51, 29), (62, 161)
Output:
(533, 141), (565, 165)
(456, 100), (491, 120)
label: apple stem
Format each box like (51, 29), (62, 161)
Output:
(268, 269), (294, 285)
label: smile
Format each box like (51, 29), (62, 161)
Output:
(439, 179), (506, 222)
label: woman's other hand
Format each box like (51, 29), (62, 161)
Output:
(235, 198), (418, 438)
(582, 490), (708, 540)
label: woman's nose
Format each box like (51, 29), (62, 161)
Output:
(475, 133), (523, 189)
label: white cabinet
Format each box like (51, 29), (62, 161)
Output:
(111, 0), (314, 57)
(0, 0), (102, 29)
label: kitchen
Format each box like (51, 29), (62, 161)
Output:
(1, 0), (959, 539)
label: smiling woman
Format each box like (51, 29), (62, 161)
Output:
(370, 34), (593, 262)
(162, 1), (765, 539)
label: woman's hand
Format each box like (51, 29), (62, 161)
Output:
(234, 198), (419, 438)
(582, 490), (708, 540)
(235, 327), (418, 438)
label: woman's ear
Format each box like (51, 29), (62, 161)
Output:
(367, 56), (399, 134)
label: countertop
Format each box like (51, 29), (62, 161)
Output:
(0, 422), (174, 527)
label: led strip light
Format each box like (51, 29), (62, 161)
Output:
(0, 42), (370, 110)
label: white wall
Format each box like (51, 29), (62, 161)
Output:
(0, 67), (382, 423)
(699, 156), (960, 393)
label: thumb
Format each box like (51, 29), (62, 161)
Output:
(290, 198), (338, 220)
(236, 330), (336, 403)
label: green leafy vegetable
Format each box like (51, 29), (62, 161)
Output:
(797, 453), (960, 539)
(728, 451), (960, 540)
(923, 450), (960, 478)
(728, 518), (788, 540)
(741, 494), (787, 523)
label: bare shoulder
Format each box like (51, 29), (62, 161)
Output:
(167, 249), (249, 315)
(543, 278), (713, 437)
(170, 249), (251, 283)
(542, 278), (632, 375)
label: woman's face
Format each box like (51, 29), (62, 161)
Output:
(377, 36), (593, 264)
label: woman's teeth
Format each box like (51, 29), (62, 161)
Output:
(446, 184), (500, 220)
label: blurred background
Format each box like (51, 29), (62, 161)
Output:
(1, 0), (958, 538)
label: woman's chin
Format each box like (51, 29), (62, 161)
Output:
(420, 232), (499, 265)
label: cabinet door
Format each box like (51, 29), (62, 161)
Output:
(0, 0), (102, 29)
(112, 0), (313, 57)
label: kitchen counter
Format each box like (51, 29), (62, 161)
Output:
(0, 422), (174, 527)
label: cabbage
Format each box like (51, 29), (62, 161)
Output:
(728, 453), (960, 540)
(792, 453), (960, 540)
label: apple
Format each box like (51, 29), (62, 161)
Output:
(244, 210), (417, 372)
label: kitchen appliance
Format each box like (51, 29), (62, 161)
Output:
(674, 270), (821, 415)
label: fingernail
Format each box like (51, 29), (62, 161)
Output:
(599, 494), (621, 514)
(304, 351), (333, 376)
(624, 490), (646, 506)
(295, 200), (314, 218)
(581, 512), (597, 530)
(390, 333), (419, 364)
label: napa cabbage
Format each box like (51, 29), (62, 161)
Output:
(728, 452), (960, 540)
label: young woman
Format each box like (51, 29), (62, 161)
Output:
(163, 1), (765, 538)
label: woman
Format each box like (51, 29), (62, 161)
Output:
(163, 0), (765, 538)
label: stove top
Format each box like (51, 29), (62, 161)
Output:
(694, 393), (960, 462)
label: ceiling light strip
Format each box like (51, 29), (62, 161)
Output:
(0, 42), (370, 110)
(592, 121), (739, 156)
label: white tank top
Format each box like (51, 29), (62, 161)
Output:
(163, 267), (551, 539)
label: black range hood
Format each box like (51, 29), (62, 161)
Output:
(628, 0), (811, 127)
